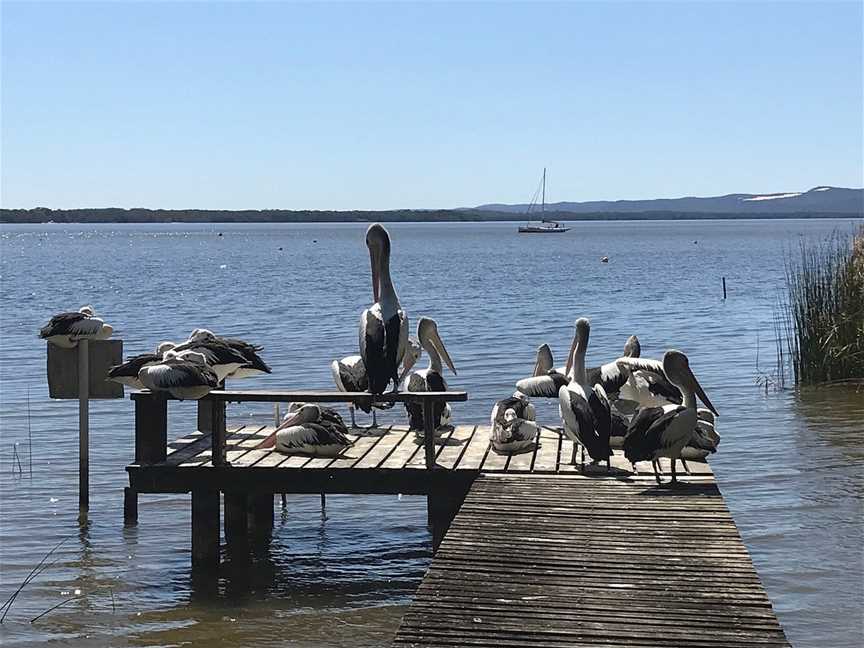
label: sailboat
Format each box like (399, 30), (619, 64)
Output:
(518, 168), (569, 234)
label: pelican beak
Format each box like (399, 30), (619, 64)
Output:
(564, 334), (577, 377)
(398, 352), (419, 383)
(274, 408), (305, 432)
(369, 244), (380, 303)
(689, 370), (719, 417)
(432, 328), (457, 376)
(258, 432), (277, 449)
(532, 355), (543, 377)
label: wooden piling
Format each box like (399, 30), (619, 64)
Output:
(191, 489), (220, 569)
(123, 487), (138, 523)
(134, 393), (167, 464)
(723, 276), (727, 299)
(248, 494), (274, 538)
(78, 340), (89, 516)
(223, 492), (249, 545)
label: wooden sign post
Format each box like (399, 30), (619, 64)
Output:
(47, 339), (123, 518)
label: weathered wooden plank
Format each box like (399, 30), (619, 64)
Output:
(481, 440), (510, 472)
(455, 424), (492, 471)
(354, 427), (407, 469)
(379, 426), (424, 469)
(531, 426), (561, 473)
(434, 425), (477, 470)
(406, 426), (458, 468)
(323, 431), (385, 469)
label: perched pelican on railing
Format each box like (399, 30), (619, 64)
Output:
(360, 224), (408, 394)
(39, 306), (114, 348)
(137, 350), (219, 400)
(331, 337), (422, 428)
(175, 329), (271, 379)
(108, 341), (177, 390)
(558, 318), (613, 470)
(621, 350), (719, 486)
(490, 392), (539, 454)
(404, 317), (457, 433)
(258, 403), (352, 456)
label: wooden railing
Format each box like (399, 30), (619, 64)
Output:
(130, 390), (469, 469)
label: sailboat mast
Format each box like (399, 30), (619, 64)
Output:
(541, 167), (546, 216)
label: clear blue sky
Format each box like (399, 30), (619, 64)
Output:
(2, 1), (862, 210)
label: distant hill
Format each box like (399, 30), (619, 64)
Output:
(474, 186), (864, 214)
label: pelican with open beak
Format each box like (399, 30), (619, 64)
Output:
(359, 224), (409, 395)
(621, 350), (719, 486)
(404, 317), (457, 434)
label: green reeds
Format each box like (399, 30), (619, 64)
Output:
(779, 225), (864, 385)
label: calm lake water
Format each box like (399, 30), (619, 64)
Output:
(0, 219), (862, 647)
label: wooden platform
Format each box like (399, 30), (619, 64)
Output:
(393, 474), (791, 648)
(126, 423), (713, 495)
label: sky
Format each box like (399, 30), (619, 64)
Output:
(1, 1), (862, 210)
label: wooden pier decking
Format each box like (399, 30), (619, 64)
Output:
(393, 474), (791, 648)
(124, 389), (790, 646)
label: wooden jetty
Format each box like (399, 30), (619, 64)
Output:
(124, 389), (790, 646)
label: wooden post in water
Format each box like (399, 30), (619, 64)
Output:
(223, 492), (249, 555)
(192, 489), (220, 569)
(248, 494), (274, 540)
(78, 339), (89, 517)
(722, 276), (727, 299)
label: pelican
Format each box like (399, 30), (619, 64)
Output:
(621, 350), (719, 486)
(258, 403), (351, 457)
(360, 224), (408, 394)
(404, 317), (457, 433)
(108, 341), (176, 390)
(39, 306), (113, 348)
(558, 318), (613, 470)
(615, 337), (683, 410)
(490, 392), (539, 454)
(681, 412), (721, 462)
(331, 337), (422, 428)
(138, 350), (219, 400)
(176, 329), (271, 379)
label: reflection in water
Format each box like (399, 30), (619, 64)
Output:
(794, 385), (864, 465)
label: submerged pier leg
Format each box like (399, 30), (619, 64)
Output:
(223, 492), (249, 558)
(427, 483), (470, 553)
(247, 493), (274, 539)
(192, 489), (220, 570)
(123, 487), (138, 524)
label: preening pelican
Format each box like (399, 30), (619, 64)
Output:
(490, 392), (539, 454)
(360, 224), (408, 394)
(175, 329), (271, 380)
(404, 317), (457, 433)
(622, 350), (719, 485)
(331, 337), (422, 428)
(108, 341), (176, 390)
(259, 403), (351, 457)
(558, 318), (613, 469)
(138, 350), (219, 400)
(39, 306), (113, 348)
(614, 337), (682, 410)
(514, 344), (569, 398)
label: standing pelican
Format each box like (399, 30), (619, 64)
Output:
(108, 341), (176, 390)
(404, 317), (457, 433)
(331, 337), (422, 427)
(558, 318), (613, 470)
(39, 306), (114, 348)
(621, 350), (719, 486)
(360, 224), (408, 394)
(138, 350), (219, 400)
(490, 392), (539, 454)
(258, 403), (351, 456)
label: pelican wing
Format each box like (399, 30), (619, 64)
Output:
(141, 361), (219, 390)
(108, 353), (160, 379)
(587, 362), (629, 397)
(332, 356), (367, 392)
(558, 384), (593, 447)
(615, 357), (665, 377)
(396, 308), (409, 368)
(622, 405), (686, 462)
(360, 307), (393, 394)
(582, 385), (613, 460)
(643, 372), (683, 404)
(516, 372), (568, 398)
(39, 312), (102, 338)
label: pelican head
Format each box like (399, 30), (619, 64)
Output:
(175, 350), (208, 365)
(156, 341), (176, 356)
(533, 344), (554, 377)
(512, 390), (529, 402)
(78, 305), (95, 317)
(662, 350), (718, 416)
(417, 316), (457, 375)
(565, 318), (591, 376)
(277, 403), (321, 430)
(623, 335), (641, 358)
(365, 224), (391, 302)
(398, 336), (423, 382)
(188, 328), (216, 342)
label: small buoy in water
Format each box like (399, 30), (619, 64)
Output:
(278, 247), (283, 251)
(218, 232), (223, 237)
(219, 264), (227, 269)
(601, 256), (609, 263)
(694, 240), (698, 244)
(312, 239), (317, 243)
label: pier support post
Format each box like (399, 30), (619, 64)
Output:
(192, 489), (220, 570)
(422, 401), (437, 469)
(223, 492), (248, 550)
(78, 339), (90, 518)
(135, 393), (168, 464)
(199, 397), (227, 466)
(427, 484), (470, 553)
(123, 487), (138, 524)
(248, 493), (274, 539)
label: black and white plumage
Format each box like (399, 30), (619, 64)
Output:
(490, 392), (539, 454)
(558, 318), (613, 469)
(107, 341), (176, 390)
(404, 317), (457, 433)
(514, 344), (569, 398)
(681, 411), (721, 462)
(622, 350), (719, 485)
(175, 329), (270, 380)
(137, 350), (220, 400)
(39, 306), (113, 348)
(331, 337), (422, 427)
(259, 403), (352, 457)
(360, 224), (409, 395)
(615, 337), (683, 409)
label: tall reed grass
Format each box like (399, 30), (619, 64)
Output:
(779, 225), (864, 385)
